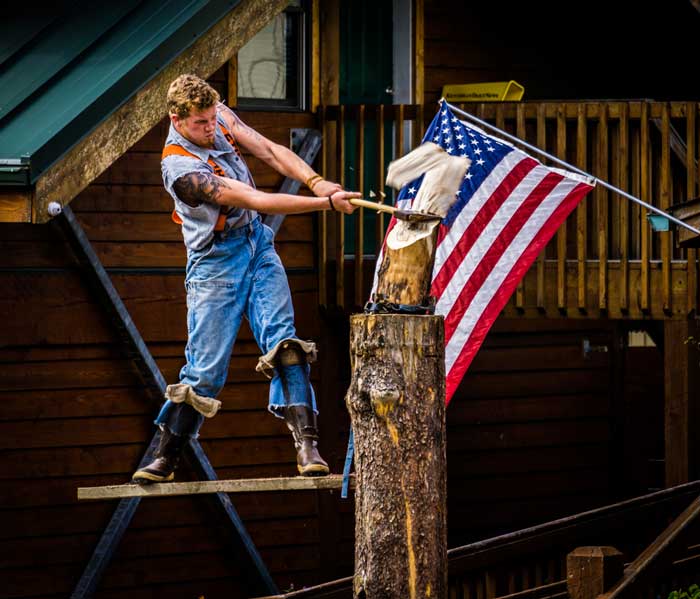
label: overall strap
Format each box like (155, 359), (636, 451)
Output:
(162, 126), (236, 231)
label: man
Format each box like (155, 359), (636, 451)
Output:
(132, 74), (359, 483)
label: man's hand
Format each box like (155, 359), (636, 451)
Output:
(312, 178), (342, 198)
(329, 190), (361, 214)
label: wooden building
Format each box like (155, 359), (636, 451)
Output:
(2, 1), (699, 597)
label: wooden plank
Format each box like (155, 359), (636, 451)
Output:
(630, 128), (642, 261)
(661, 102), (672, 314)
(515, 104), (527, 310)
(556, 103), (567, 312)
(336, 104), (345, 306)
(311, 0), (320, 110)
(664, 320), (696, 487)
(0, 188), (32, 223)
(619, 103), (630, 312)
(355, 104), (365, 307)
(536, 104), (546, 310)
(576, 104), (588, 312)
(414, 0), (424, 105)
(395, 103), (405, 159)
(33, 0), (290, 223)
(318, 105), (328, 307)
(375, 104), (386, 256)
(597, 103), (609, 311)
(227, 55), (237, 107)
(640, 102), (651, 311)
(687, 102), (697, 315)
(78, 475), (354, 500)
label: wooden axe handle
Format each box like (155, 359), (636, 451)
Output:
(348, 198), (397, 214)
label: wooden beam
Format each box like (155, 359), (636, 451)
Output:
(0, 189), (32, 223)
(664, 319), (700, 486)
(33, 0), (288, 223)
(414, 0), (424, 105)
(311, 0), (320, 110)
(227, 55), (238, 107)
(78, 475), (354, 500)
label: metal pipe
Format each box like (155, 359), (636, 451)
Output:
(444, 100), (700, 236)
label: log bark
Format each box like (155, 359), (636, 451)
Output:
(346, 313), (446, 599)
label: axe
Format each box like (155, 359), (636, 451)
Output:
(348, 198), (442, 223)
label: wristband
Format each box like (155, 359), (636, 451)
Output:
(328, 195), (336, 211)
(306, 174), (323, 190)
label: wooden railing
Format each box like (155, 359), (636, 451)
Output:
(318, 101), (700, 319)
(255, 481), (700, 599)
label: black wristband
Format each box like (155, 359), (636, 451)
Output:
(328, 195), (336, 211)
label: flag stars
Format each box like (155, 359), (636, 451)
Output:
(408, 186), (417, 195)
(487, 146), (495, 152)
(473, 148), (482, 155)
(471, 139), (479, 146)
(465, 172), (473, 179)
(476, 158), (485, 166)
(446, 146), (454, 153)
(455, 134), (463, 140)
(458, 143), (466, 150)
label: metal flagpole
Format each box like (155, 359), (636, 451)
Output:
(444, 100), (700, 236)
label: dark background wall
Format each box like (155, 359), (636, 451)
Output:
(424, 0), (700, 103)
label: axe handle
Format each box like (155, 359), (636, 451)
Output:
(348, 198), (396, 214)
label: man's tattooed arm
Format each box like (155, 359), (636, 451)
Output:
(173, 172), (232, 207)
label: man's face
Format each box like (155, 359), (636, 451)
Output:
(172, 105), (217, 148)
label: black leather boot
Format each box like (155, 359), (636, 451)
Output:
(132, 428), (188, 484)
(284, 405), (330, 477)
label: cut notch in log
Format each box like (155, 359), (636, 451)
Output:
(77, 474), (353, 500)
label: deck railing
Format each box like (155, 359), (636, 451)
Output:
(318, 101), (700, 319)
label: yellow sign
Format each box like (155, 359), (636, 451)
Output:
(441, 80), (525, 102)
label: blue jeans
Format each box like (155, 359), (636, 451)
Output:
(155, 218), (317, 437)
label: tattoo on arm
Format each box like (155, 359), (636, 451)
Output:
(173, 173), (231, 207)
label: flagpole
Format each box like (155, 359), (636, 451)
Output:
(444, 100), (700, 236)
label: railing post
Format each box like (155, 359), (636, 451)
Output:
(566, 546), (623, 599)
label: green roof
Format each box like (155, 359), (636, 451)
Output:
(0, 0), (240, 186)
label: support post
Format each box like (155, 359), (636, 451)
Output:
(346, 313), (446, 599)
(664, 319), (700, 486)
(566, 547), (623, 599)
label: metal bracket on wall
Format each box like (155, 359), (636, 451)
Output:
(263, 128), (323, 235)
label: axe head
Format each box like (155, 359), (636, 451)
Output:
(393, 208), (443, 223)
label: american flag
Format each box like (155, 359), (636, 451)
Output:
(374, 102), (595, 404)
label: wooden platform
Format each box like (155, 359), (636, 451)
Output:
(78, 474), (353, 501)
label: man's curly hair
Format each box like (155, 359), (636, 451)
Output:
(167, 74), (220, 119)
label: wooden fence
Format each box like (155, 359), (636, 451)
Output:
(318, 101), (700, 319)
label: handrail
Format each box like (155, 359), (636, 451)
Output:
(599, 494), (700, 598)
(254, 481), (700, 598)
(447, 481), (700, 571)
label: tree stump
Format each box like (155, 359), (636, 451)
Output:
(346, 313), (446, 599)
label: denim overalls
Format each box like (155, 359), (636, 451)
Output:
(156, 113), (316, 438)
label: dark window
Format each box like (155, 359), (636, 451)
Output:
(237, 1), (308, 110)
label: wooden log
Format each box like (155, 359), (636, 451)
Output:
(77, 474), (353, 500)
(346, 313), (446, 599)
(374, 227), (438, 305)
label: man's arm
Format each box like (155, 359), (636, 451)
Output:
(217, 103), (342, 197)
(173, 171), (358, 215)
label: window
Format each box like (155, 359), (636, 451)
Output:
(236, 1), (308, 110)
